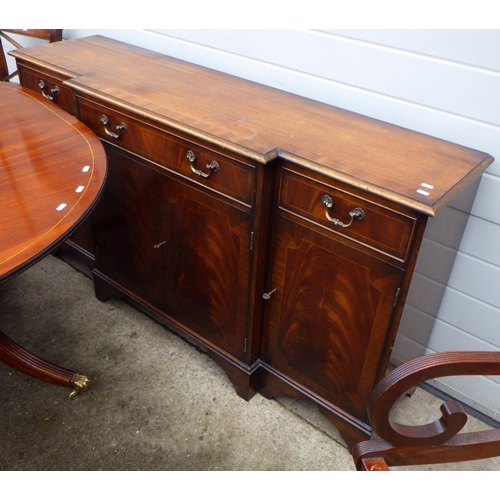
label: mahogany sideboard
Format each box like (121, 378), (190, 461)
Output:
(11, 35), (494, 449)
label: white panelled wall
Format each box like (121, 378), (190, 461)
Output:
(54, 30), (499, 421)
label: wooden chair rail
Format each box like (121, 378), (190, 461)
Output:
(352, 351), (500, 470)
(0, 29), (62, 81)
(0, 29), (62, 46)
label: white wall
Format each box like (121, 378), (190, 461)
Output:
(36, 29), (500, 420)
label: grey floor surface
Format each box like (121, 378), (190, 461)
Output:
(0, 252), (498, 472)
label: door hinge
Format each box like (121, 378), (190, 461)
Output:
(393, 287), (401, 308)
(250, 231), (254, 251)
(244, 337), (248, 353)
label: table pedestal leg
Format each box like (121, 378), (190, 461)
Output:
(0, 329), (90, 398)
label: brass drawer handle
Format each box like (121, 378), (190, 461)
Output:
(321, 194), (366, 228)
(186, 150), (219, 178)
(38, 80), (60, 101)
(101, 114), (127, 139)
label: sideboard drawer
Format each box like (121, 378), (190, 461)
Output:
(280, 168), (417, 262)
(178, 144), (256, 208)
(18, 65), (77, 115)
(77, 97), (256, 207)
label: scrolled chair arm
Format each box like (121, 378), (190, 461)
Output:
(352, 351), (500, 470)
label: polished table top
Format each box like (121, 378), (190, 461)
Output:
(0, 82), (106, 283)
(0, 81), (106, 397)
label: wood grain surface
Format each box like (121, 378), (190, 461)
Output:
(12, 35), (493, 216)
(0, 82), (106, 282)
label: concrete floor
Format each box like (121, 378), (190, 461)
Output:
(0, 252), (498, 471)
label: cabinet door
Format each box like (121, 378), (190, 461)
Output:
(264, 214), (404, 421)
(92, 147), (164, 310)
(156, 174), (253, 361)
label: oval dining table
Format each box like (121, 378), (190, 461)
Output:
(0, 82), (106, 398)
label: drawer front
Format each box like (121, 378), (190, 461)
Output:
(280, 168), (417, 261)
(77, 97), (256, 207)
(18, 65), (77, 115)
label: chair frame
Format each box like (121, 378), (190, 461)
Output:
(352, 351), (500, 470)
(0, 29), (62, 81)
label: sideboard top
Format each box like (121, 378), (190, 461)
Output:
(12, 35), (494, 216)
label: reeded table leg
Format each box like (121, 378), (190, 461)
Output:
(0, 329), (90, 398)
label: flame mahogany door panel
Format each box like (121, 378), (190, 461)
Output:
(92, 146), (253, 362)
(155, 171), (253, 361)
(91, 147), (164, 311)
(263, 212), (405, 422)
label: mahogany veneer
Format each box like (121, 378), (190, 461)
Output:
(0, 82), (106, 396)
(11, 35), (494, 447)
(0, 83), (105, 280)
